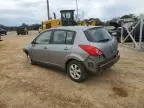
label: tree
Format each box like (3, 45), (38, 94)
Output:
(121, 14), (135, 19)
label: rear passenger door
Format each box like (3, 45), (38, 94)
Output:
(47, 30), (67, 67)
(47, 30), (75, 68)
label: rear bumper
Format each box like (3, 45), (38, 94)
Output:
(98, 54), (120, 70)
(84, 54), (120, 73)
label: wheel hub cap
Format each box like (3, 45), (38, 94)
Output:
(69, 64), (81, 80)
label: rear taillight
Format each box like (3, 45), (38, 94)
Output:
(79, 45), (103, 56)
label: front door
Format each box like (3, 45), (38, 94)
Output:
(30, 30), (52, 63)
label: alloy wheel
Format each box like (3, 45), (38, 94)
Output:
(69, 64), (81, 80)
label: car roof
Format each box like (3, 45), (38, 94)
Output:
(47, 26), (103, 32)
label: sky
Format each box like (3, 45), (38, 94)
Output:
(0, 0), (144, 26)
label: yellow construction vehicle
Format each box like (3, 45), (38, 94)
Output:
(42, 19), (61, 30)
(41, 10), (77, 31)
(40, 10), (97, 31)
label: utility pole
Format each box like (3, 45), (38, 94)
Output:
(47, 0), (50, 20)
(76, 0), (79, 20)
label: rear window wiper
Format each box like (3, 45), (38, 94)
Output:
(97, 39), (110, 42)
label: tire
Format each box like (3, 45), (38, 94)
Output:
(67, 60), (88, 82)
(27, 54), (35, 65)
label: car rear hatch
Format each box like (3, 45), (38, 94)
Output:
(84, 27), (118, 59)
(90, 38), (118, 59)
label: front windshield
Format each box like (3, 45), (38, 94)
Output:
(62, 12), (71, 19)
(84, 27), (112, 42)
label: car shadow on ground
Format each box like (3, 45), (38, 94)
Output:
(34, 62), (67, 76)
(33, 62), (117, 83)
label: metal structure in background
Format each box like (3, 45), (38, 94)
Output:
(120, 15), (144, 50)
(75, 0), (79, 20)
(47, 0), (50, 20)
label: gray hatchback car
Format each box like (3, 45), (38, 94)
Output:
(23, 26), (120, 82)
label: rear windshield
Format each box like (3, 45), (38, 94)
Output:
(84, 27), (112, 42)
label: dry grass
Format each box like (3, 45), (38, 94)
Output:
(0, 100), (7, 108)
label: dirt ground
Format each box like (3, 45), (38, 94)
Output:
(0, 31), (144, 108)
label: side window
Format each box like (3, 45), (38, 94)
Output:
(66, 31), (75, 44)
(52, 30), (66, 44)
(35, 31), (52, 44)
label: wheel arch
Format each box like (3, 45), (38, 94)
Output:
(65, 58), (88, 82)
(65, 57), (85, 70)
